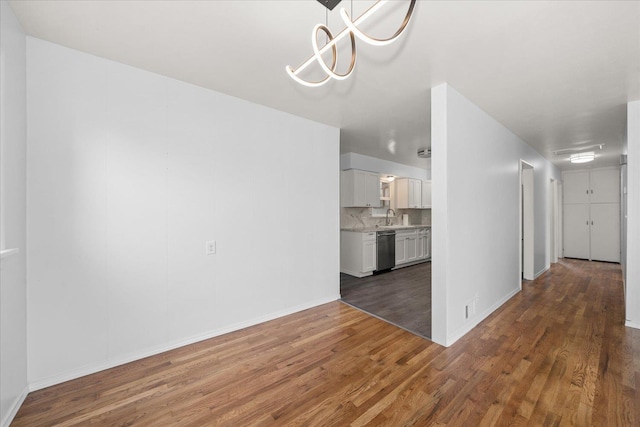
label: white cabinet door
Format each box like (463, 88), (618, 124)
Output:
(563, 204), (590, 259)
(590, 169), (620, 204)
(563, 171), (590, 204)
(341, 169), (380, 207)
(364, 172), (381, 208)
(410, 180), (422, 208)
(425, 230), (431, 259)
(421, 181), (432, 208)
(590, 203), (620, 262)
(396, 178), (422, 209)
(362, 239), (377, 272)
(416, 235), (426, 259)
(395, 237), (406, 265)
(406, 236), (418, 262)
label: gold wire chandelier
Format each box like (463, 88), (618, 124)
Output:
(286, 0), (417, 87)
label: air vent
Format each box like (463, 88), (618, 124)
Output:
(418, 148), (431, 158)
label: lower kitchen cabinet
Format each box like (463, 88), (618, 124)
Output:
(417, 228), (431, 259)
(396, 228), (431, 267)
(340, 231), (377, 277)
(395, 229), (416, 265)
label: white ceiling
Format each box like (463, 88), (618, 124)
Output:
(9, 0), (640, 170)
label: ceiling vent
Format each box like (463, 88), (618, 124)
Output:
(552, 144), (604, 156)
(417, 148), (431, 158)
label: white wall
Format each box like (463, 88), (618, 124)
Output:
(340, 152), (430, 180)
(0, 1), (28, 425)
(431, 83), (561, 346)
(26, 38), (340, 389)
(626, 100), (640, 328)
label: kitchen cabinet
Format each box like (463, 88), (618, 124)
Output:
(340, 231), (377, 277)
(421, 181), (432, 208)
(341, 169), (380, 208)
(396, 228), (431, 266)
(417, 228), (431, 260)
(396, 178), (422, 209)
(395, 229), (418, 265)
(563, 167), (620, 262)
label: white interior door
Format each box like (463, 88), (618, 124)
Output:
(590, 203), (621, 262)
(563, 204), (590, 259)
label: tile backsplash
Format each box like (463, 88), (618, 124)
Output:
(341, 207), (431, 230)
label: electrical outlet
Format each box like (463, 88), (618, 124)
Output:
(206, 240), (216, 255)
(465, 297), (477, 320)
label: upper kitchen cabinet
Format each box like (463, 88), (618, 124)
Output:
(421, 180), (432, 208)
(396, 178), (422, 209)
(341, 169), (380, 208)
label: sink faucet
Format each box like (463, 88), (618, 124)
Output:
(386, 208), (396, 226)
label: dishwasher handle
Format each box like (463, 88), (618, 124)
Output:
(377, 231), (396, 237)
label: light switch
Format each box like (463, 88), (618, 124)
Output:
(206, 240), (216, 255)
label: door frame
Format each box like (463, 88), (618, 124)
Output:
(520, 161), (535, 284)
(549, 177), (561, 264)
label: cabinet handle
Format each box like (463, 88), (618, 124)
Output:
(591, 190), (593, 194)
(586, 221), (588, 225)
(591, 221), (594, 225)
(586, 190), (588, 194)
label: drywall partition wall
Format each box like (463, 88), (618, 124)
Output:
(0, 1), (28, 425)
(26, 37), (340, 388)
(340, 152), (430, 180)
(626, 100), (640, 328)
(431, 84), (561, 346)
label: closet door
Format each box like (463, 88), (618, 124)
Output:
(590, 203), (620, 262)
(563, 171), (590, 204)
(590, 169), (620, 204)
(563, 204), (590, 259)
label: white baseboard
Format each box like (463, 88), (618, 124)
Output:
(29, 295), (340, 392)
(534, 265), (550, 279)
(1, 385), (29, 427)
(445, 287), (521, 347)
(625, 320), (640, 330)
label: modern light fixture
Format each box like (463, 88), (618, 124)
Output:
(553, 143), (603, 157)
(417, 148), (431, 158)
(570, 151), (595, 164)
(286, 0), (416, 87)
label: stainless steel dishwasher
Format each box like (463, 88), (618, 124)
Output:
(376, 230), (396, 272)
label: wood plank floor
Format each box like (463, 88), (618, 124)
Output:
(13, 259), (640, 426)
(340, 261), (431, 338)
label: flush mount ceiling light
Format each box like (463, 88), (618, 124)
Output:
(286, 0), (417, 87)
(570, 151), (595, 164)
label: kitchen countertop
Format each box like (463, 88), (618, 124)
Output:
(341, 225), (431, 232)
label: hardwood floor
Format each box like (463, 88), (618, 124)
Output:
(341, 261), (431, 338)
(13, 259), (640, 426)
